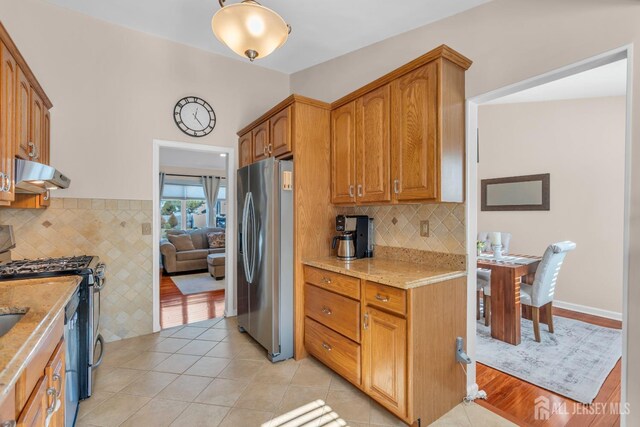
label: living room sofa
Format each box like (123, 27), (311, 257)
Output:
(160, 227), (225, 274)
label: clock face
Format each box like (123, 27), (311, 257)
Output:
(174, 96), (216, 137)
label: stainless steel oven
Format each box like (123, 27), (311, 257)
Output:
(64, 288), (80, 427)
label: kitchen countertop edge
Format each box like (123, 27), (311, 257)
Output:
(0, 275), (82, 400)
(303, 258), (467, 289)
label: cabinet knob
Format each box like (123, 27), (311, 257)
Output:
(321, 277), (332, 284)
(321, 342), (332, 352)
(321, 306), (332, 315)
(27, 142), (36, 158)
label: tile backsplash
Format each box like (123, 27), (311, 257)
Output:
(0, 198), (153, 341)
(341, 203), (466, 255)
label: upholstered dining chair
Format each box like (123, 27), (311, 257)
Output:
(477, 232), (511, 324)
(520, 241), (576, 342)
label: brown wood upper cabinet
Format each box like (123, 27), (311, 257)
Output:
(237, 97), (301, 168)
(330, 101), (356, 204)
(0, 23), (53, 208)
(0, 42), (16, 202)
(252, 120), (270, 162)
(270, 106), (291, 157)
(330, 45), (471, 205)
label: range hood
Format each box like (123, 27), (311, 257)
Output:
(14, 159), (70, 194)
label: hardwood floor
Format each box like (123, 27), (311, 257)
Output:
(477, 307), (623, 427)
(159, 270), (225, 329)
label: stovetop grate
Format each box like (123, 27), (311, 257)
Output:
(0, 255), (94, 276)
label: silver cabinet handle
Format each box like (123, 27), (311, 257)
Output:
(321, 306), (332, 315)
(43, 190), (50, 201)
(321, 277), (332, 284)
(52, 373), (62, 398)
(27, 142), (36, 158)
(393, 179), (400, 194)
(363, 313), (369, 330)
(268, 143), (273, 154)
(46, 387), (57, 414)
(375, 294), (390, 303)
(321, 342), (332, 352)
(357, 184), (363, 197)
(4, 174), (10, 193)
(0, 172), (5, 192)
(348, 185), (354, 198)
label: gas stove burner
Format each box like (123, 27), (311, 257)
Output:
(0, 255), (94, 276)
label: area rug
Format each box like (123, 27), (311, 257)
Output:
(476, 316), (622, 404)
(171, 273), (225, 295)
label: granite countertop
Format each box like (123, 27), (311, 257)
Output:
(0, 276), (82, 399)
(304, 257), (467, 290)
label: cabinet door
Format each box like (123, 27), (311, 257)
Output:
(15, 67), (30, 160)
(252, 121), (270, 162)
(238, 132), (253, 168)
(0, 43), (16, 202)
(391, 63), (438, 202)
(356, 85), (391, 203)
(363, 307), (407, 416)
(331, 101), (356, 204)
(30, 88), (43, 163)
(17, 376), (48, 427)
(270, 106), (291, 158)
(45, 340), (65, 427)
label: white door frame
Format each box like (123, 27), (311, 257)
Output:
(464, 45), (633, 424)
(152, 139), (238, 332)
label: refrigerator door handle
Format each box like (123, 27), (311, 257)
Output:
(242, 192), (252, 283)
(248, 191), (257, 284)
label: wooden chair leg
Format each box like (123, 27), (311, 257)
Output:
(546, 302), (554, 333)
(484, 295), (491, 327)
(532, 307), (541, 342)
(477, 290), (482, 320)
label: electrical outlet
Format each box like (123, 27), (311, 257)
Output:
(420, 220), (429, 237)
(141, 222), (151, 235)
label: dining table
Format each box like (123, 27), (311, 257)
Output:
(477, 253), (542, 345)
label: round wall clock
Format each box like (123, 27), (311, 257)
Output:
(173, 96), (216, 137)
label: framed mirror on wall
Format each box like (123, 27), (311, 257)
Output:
(481, 173), (550, 211)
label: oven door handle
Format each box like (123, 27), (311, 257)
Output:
(93, 263), (106, 292)
(93, 334), (105, 368)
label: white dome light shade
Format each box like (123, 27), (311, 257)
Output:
(212, 1), (290, 61)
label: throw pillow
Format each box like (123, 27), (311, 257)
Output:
(207, 232), (226, 248)
(167, 234), (196, 251)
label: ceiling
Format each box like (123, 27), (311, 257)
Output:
(487, 59), (627, 105)
(160, 147), (228, 172)
(44, 0), (489, 74)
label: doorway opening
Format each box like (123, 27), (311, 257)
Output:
(465, 47), (631, 426)
(152, 140), (236, 331)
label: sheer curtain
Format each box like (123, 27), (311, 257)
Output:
(201, 176), (221, 227)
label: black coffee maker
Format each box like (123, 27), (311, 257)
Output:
(335, 215), (373, 259)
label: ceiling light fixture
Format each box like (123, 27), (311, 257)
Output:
(211, 0), (291, 62)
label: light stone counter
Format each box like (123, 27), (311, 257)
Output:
(0, 276), (81, 399)
(304, 257), (467, 290)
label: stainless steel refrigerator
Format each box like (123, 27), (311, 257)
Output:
(237, 157), (294, 362)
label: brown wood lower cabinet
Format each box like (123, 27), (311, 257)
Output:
(303, 265), (466, 426)
(1, 314), (66, 427)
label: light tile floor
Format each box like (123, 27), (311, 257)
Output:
(77, 317), (515, 427)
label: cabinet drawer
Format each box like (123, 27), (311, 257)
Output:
(304, 266), (360, 299)
(305, 317), (361, 386)
(305, 284), (360, 342)
(365, 281), (406, 316)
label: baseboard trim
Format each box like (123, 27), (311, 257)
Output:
(554, 300), (622, 321)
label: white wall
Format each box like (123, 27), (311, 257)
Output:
(290, 0), (640, 417)
(1, 0), (290, 199)
(478, 96), (625, 315)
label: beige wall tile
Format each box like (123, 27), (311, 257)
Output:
(0, 198), (154, 341)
